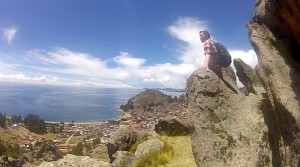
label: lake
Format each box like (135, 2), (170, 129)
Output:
(0, 83), (183, 122)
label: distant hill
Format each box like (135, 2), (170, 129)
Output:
(157, 88), (185, 92)
(120, 89), (171, 112)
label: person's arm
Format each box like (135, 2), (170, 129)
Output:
(202, 40), (214, 72)
(203, 53), (212, 72)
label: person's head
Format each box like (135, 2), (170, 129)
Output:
(199, 31), (210, 42)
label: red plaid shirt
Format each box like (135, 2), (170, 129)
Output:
(203, 39), (221, 73)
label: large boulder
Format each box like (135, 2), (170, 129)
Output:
(186, 69), (272, 166)
(38, 154), (110, 167)
(135, 138), (163, 158)
(233, 58), (262, 94)
(249, 0), (300, 165)
(106, 126), (139, 163)
(154, 116), (191, 136)
(222, 65), (237, 86)
(112, 151), (136, 167)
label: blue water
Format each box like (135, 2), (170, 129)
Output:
(0, 83), (142, 122)
(0, 83), (184, 122)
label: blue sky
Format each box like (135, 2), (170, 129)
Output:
(0, 0), (257, 88)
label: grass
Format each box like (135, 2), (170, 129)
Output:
(135, 136), (173, 167)
(159, 135), (197, 167)
(0, 128), (14, 143)
(135, 135), (196, 167)
(39, 133), (57, 140)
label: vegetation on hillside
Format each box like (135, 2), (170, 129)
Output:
(0, 140), (25, 159)
(0, 112), (6, 128)
(23, 114), (46, 134)
(71, 134), (101, 156)
(120, 89), (185, 112)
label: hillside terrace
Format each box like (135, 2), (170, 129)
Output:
(40, 102), (188, 152)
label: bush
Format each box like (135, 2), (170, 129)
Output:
(135, 136), (173, 167)
(71, 142), (83, 156)
(23, 114), (46, 134)
(120, 100), (134, 112)
(136, 150), (169, 167)
(5, 143), (23, 159)
(11, 115), (22, 124)
(0, 141), (5, 156)
(0, 112), (6, 128)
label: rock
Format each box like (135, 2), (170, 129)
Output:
(233, 58), (262, 94)
(38, 154), (110, 167)
(186, 68), (272, 166)
(135, 138), (163, 158)
(106, 126), (139, 163)
(21, 138), (63, 165)
(22, 152), (33, 163)
(31, 139), (63, 161)
(249, 0), (300, 165)
(154, 116), (191, 136)
(222, 66), (237, 86)
(0, 155), (25, 167)
(112, 151), (136, 167)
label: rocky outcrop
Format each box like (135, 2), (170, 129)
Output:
(0, 155), (26, 167)
(186, 0), (300, 166)
(222, 66), (238, 86)
(154, 116), (191, 136)
(249, 0), (300, 166)
(120, 89), (170, 112)
(23, 139), (63, 164)
(106, 126), (139, 163)
(186, 69), (272, 166)
(112, 151), (136, 167)
(38, 154), (110, 167)
(135, 138), (164, 158)
(233, 58), (262, 95)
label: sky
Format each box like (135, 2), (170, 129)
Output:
(0, 0), (258, 89)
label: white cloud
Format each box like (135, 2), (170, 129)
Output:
(3, 26), (17, 45)
(1, 17), (257, 89)
(167, 17), (258, 88)
(0, 60), (18, 70)
(26, 48), (130, 80)
(23, 47), (196, 88)
(167, 17), (208, 68)
(113, 52), (146, 68)
(0, 73), (58, 83)
(230, 49), (258, 68)
(139, 63), (195, 88)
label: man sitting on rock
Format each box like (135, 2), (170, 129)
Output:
(200, 30), (222, 77)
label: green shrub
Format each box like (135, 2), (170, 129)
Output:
(5, 143), (24, 159)
(135, 136), (173, 167)
(0, 141), (5, 156)
(71, 142), (83, 156)
(0, 112), (6, 128)
(23, 114), (46, 134)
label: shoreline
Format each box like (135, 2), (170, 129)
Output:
(45, 109), (125, 125)
(45, 121), (104, 125)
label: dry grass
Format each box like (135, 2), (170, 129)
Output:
(134, 134), (196, 167)
(135, 136), (173, 167)
(160, 135), (197, 167)
(0, 128), (14, 143)
(88, 144), (110, 162)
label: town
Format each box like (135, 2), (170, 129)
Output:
(52, 102), (188, 152)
